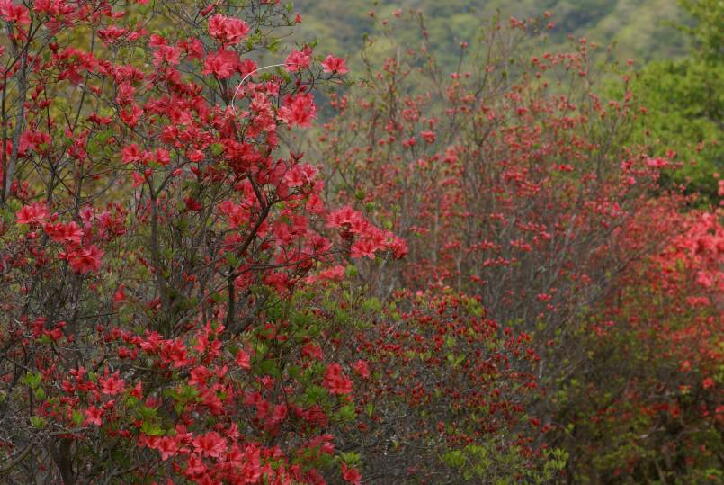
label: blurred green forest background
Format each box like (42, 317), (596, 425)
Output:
(291, 0), (721, 204)
(293, 0), (692, 64)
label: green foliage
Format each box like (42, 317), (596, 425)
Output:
(627, 0), (722, 204)
(631, 59), (721, 200)
(292, 0), (691, 74)
(441, 442), (568, 483)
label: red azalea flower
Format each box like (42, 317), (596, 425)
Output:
(285, 47), (312, 72)
(341, 464), (362, 485)
(279, 93), (317, 127)
(84, 406), (103, 426)
(321, 55), (349, 75)
(16, 202), (49, 225)
(208, 14), (249, 46)
(323, 363), (353, 395)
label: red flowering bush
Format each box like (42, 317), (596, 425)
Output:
(324, 287), (566, 483)
(317, 13), (686, 335)
(309, 9), (721, 483)
(0, 1), (400, 482)
(553, 207), (722, 482)
(0, 2), (719, 484)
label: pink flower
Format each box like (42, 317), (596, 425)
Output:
(323, 363), (353, 395)
(285, 47), (312, 72)
(278, 93), (316, 127)
(236, 349), (251, 370)
(321, 55), (348, 75)
(63, 245), (104, 274)
(16, 202), (49, 225)
(155, 436), (179, 461)
(193, 431), (227, 458)
(283, 163), (318, 187)
(208, 14), (249, 45)
(305, 265), (345, 284)
(160, 338), (190, 368)
(97, 25), (127, 44)
(420, 130), (436, 143)
(100, 372), (125, 395)
(152, 45), (181, 66)
(121, 144), (143, 165)
(386, 235), (408, 259)
(186, 455), (207, 476)
(646, 157), (668, 168)
(203, 49), (240, 79)
(84, 406), (103, 426)
(351, 360), (370, 379)
(326, 206), (367, 233)
(1, 2), (31, 25)
(44, 221), (84, 245)
(301, 343), (323, 361)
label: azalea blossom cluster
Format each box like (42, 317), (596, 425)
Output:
(314, 10), (721, 481)
(16, 202), (104, 274)
(0, 1), (372, 483)
(561, 203), (723, 479)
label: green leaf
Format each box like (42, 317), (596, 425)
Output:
(22, 371), (42, 389)
(140, 421), (165, 436)
(30, 416), (47, 428)
(337, 404), (356, 422)
(259, 359), (280, 378)
(137, 405), (157, 420)
(339, 452), (361, 465)
(72, 410), (84, 426)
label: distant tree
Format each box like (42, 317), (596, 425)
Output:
(628, 0), (722, 204)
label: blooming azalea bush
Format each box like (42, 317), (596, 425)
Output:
(0, 2), (720, 484)
(321, 285), (567, 483)
(315, 12), (681, 339)
(309, 9), (721, 483)
(553, 207), (722, 482)
(314, 7), (693, 404)
(0, 0), (399, 482)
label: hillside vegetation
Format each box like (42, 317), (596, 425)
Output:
(0, 1), (720, 484)
(293, 0), (692, 66)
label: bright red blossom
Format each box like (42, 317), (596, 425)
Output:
(62, 245), (104, 274)
(100, 372), (125, 395)
(203, 49), (240, 79)
(236, 349), (252, 370)
(0, 1), (30, 25)
(16, 202), (49, 225)
(84, 406), (103, 426)
(322, 55), (349, 75)
(44, 221), (84, 245)
(279, 93), (317, 127)
(285, 47), (312, 72)
(208, 14), (250, 45)
(193, 431), (227, 458)
(341, 464), (362, 485)
(323, 363), (353, 395)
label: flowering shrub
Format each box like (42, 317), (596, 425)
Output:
(0, 2), (719, 484)
(0, 1), (403, 482)
(314, 9), (698, 412)
(324, 286), (567, 483)
(554, 208), (722, 482)
(310, 9), (721, 483)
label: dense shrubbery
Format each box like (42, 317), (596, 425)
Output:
(0, 1), (720, 484)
